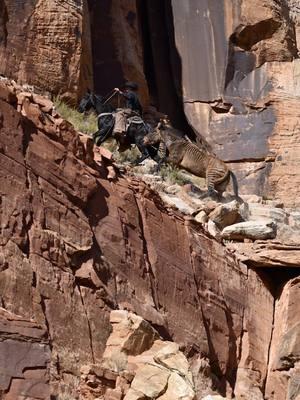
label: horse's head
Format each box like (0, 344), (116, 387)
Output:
(78, 91), (96, 113)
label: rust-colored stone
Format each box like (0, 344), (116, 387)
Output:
(0, 0), (93, 102)
(0, 80), (295, 399)
(0, 309), (50, 399)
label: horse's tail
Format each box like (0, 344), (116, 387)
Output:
(230, 171), (239, 198)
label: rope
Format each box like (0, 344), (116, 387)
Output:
(102, 90), (118, 105)
(101, 89), (115, 103)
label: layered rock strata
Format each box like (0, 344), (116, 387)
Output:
(0, 80), (284, 399)
(0, 308), (50, 400)
(266, 277), (300, 400)
(80, 310), (196, 400)
(0, 0), (93, 102)
(1, 0), (300, 208)
(170, 0), (300, 207)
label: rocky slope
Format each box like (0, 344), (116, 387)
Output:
(0, 79), (299, 399)
(1, 1), (300, 399)
(1, 0), (300, 206)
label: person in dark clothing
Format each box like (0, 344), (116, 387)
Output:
(115, 81), (142, 114)
(113, 81), (143, 135)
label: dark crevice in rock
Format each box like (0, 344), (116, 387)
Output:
(70, 241), (99, 273)
(137, 0), (157, 105)
(188, 235), (226, 396)
(40, 295), (52, 351)
(263, 295), (276, 397)
(21, 169), (34, 258)
(21, 115), (35, 158)
(85, 181), (110, 226)
(252, 266), (300, 392)
(231, 20), (281, 51)
(22, 366), (47, 374)
(151, 323), (172, 342)
(237, 304), (245, 370)
(228, 157), (269, 164)
(200, 305), (226, 397)
(134, 196), (159, 312)
(255, 268), (300, 301)
(77, 284), (95, 363)
(18, 209), (33, 258)
(0, 0), (8, 47)
(245, 258), (300, 269)
(32, 271), (37, 288)
(74, 275), (97, 290)
(136, 0), (195, 138)
(87, 0), (125, 95)
(223, 301), (238, 395)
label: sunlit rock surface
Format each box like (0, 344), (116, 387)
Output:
(0, 81), (281, 399)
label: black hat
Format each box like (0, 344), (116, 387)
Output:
(123, 81), (139, 90)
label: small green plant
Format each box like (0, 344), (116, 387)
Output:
(54, 97), (98, 135)
(158, 165), (188, 185)
(101, 139), (141, 164)
(116, 146), (141, 164)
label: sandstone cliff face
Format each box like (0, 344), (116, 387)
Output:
(0, 308), (50, 400)
(0, 0), (93, 102)
(0, 81), (290, 399)
(169, 0), (300, 207)
(88, 0), (149, 104)
(265, 277), (300, 400)
(2, 0), (299, 206)
(1, 1), (300, 399)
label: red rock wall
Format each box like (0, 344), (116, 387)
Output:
(2, 0), (300, 207)
(266, 277), (300, 400)
(0, 0), (93, 102)
(0, 309), (50, 400)
(169, 0), (300, 207)
(0, 84), (277, 399)
(88, 0), (149, 105)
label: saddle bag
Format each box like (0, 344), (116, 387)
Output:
(126, 115), (144, 131)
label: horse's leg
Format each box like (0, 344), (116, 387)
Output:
(93, 117), (114, 146)
(124, 126), (147, 164)
(135, 143), (150, 165)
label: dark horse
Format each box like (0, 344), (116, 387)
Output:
(78, 91), (160, 164)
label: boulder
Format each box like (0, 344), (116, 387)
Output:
(0, 81), (17, 104)
(123, 388), (147, 400)
(195, 210), (208, 224)
(206, 220), (221, 240)
(32, 93), (53, 112)
(222, 221), (277, 241)
(158, 372), (195, 399)
(103, 311), (159, 361)
(248, 203), (288, 225)
(129, 364), (170, 398)
(208, 200), (241, 229)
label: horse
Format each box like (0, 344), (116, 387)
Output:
(78, 90), (114, 114)
(78, 91), (160, 164)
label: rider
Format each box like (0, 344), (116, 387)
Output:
(113, 81), (142, 137)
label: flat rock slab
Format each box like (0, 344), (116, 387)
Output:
(222, 220), (277, 241)
(130, 364), (170, 398)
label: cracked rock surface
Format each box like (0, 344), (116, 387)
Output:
(0, 80), (279, 399)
